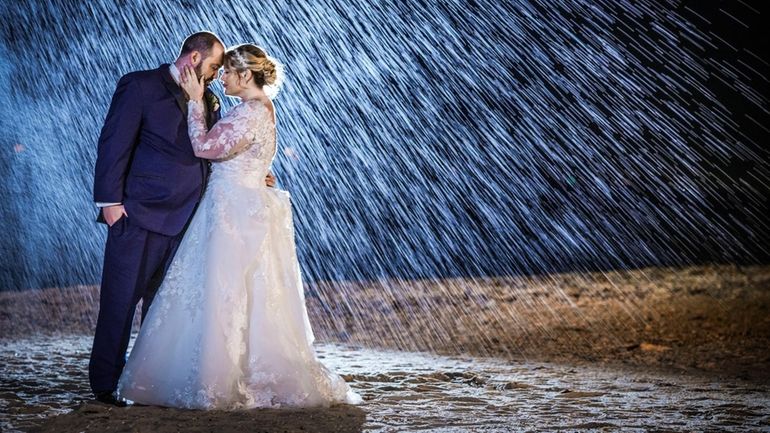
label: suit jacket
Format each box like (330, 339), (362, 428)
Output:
(93, 64), (221, 236)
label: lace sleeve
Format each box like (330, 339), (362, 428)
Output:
(187, 100), (264, 160)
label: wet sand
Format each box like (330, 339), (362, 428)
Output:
(1, 264), (769, 431)
(306, 264), (770, 384)
(3, 337), (769, 432)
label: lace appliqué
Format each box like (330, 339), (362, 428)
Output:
(187, 99), (269, 160)
(118, 98), (361, 410)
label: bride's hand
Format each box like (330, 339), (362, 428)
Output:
(265, 171), (276, 188)
(180, 65), (205, 102)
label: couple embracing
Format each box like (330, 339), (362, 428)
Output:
(89, 31), (361, 409)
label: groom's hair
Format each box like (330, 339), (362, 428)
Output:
(178, 31), (223, 58)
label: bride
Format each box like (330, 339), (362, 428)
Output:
(117, 44), (361, 409)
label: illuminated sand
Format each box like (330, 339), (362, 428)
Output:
(3, 265), (768, 379)
(1, 265), (769, 431)
(3, 337), (769, 432)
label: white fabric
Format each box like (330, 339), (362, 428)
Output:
(169, 63), (182, 84)
(186, 99), (256, 159)
(117, 99), (361, 409)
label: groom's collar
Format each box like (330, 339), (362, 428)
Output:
(168, 63), (182, 85)
(159, 64), (187, 115)
(159, 64), (177, 86)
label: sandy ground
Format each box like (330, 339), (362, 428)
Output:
(307, 264), (770, 384)
(1, 264), (769, 431)
(3, 337), (769, 432)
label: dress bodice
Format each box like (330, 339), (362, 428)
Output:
(188, 98), (277, 187)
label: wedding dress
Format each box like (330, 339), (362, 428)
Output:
(117, 98), (361, 409)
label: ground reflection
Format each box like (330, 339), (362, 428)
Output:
(2, 335), (768, 432)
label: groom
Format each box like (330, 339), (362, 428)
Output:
(90, 31), (275, 406)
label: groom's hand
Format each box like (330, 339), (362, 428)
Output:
(265, 172), (276, 188)
(103, 205), (128, 226)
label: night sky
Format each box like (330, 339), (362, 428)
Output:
(0, 0), (768, 290)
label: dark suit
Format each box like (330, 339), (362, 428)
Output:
(89, 64), (220, 394)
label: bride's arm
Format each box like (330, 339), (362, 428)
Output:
(187, 100), (255, 160)
(179, 65), (257, 160)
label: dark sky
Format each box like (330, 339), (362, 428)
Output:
(0, 0), (768, 290)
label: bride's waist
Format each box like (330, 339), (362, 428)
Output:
(210, 166), (270, 187)
(211, 160), (270, 173)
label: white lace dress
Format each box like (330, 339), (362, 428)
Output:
(117, 98), (361, 409)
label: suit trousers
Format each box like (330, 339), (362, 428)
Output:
(88, 216), (183, 394)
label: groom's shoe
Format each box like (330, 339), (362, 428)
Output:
(94, 391), (127, 407)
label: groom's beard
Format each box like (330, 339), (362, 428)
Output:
(194, 63), (214, 87)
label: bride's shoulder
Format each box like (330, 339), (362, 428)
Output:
(242, 98), (275, 123)
(228, 99), (265, 116)
(243, 98), (273, 113)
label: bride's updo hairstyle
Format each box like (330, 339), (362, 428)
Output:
(224, 44), (284, 99)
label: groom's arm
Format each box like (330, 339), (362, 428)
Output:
(93, 74), (143, 204)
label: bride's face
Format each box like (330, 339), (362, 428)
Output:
(220, 67), (244, 97)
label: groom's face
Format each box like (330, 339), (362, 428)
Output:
(196, 43), (225, 87)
